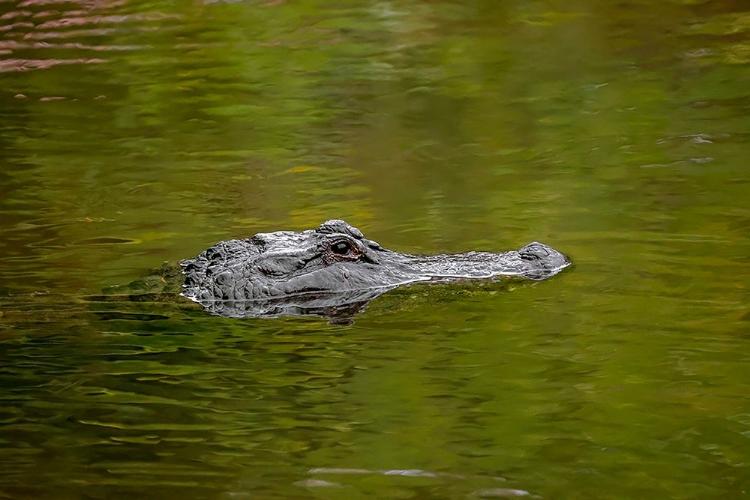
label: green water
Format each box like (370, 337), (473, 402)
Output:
(1, 1), (749, 498)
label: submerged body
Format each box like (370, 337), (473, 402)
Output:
(181, 220), (570, 319)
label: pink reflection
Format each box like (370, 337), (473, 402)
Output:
(0, 57), (107, 73)
(0, 11), (32, 20)
(34, 12), (180, 30)
(33, 11), (64, 19)
(18, 0), (126, 7)
(0, 40), (143, 51)
(0, 22), (35, 32)
(22, 28), (123, 40)
(0, 0), (181, 69)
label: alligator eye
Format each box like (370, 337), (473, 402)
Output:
(331, 240), (353, 256)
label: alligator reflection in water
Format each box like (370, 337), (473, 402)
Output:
(181, 219), (571, 321)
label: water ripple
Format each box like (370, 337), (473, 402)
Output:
(0, 0), (179, 72)
(0, 57), (106, 72)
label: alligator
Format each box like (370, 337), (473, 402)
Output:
(180, 219), (571, 320)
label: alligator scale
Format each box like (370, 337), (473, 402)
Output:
(180, 219), (570, 320)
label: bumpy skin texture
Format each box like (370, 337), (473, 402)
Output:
(180, 220), (570, 319)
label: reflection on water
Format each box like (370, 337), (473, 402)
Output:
(0, 0), (749, 498)
(0, 1), (178, 73)
(300, 468), (530, 498)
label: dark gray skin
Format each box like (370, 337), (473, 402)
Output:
(180, 220), (570, 320)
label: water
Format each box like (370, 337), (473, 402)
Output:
(1, 0), (749, 498)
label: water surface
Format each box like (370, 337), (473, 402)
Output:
(1, 1), (748, 499)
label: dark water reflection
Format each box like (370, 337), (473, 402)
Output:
(1, 0), (749, 498)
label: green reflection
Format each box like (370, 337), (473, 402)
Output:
(0, 0), (749, 499)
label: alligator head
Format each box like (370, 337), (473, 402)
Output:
(180, 219), (571, 320)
